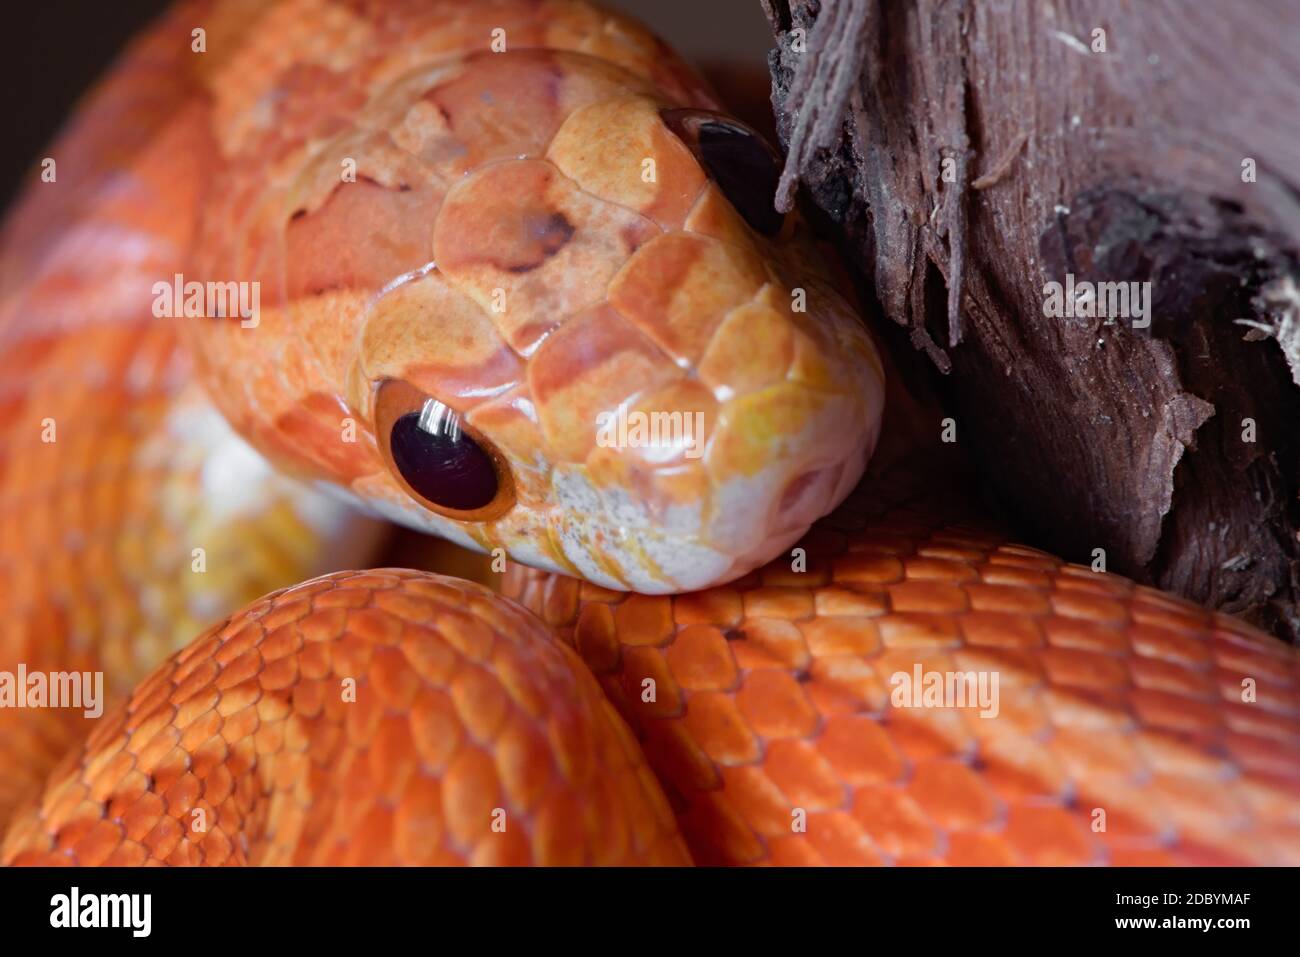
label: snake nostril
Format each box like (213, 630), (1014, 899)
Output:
(779, 464), (842, 521)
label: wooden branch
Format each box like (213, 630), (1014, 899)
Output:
(762, 0), (1300, 639)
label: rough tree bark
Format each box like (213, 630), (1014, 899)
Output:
(760, 0), (1300, 640)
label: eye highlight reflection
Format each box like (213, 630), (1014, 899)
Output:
(375, 379), (515, 521)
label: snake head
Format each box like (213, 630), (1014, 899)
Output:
(346, 71), (885, 592)
(192, 50), (885, 593)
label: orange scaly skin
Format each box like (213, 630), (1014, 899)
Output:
(3, 571), (687, 865)
(504, 456), (1300, 866)
(1, 0), (1299, 866)
(0, 0), (387, 823)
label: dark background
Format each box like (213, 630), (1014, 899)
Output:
(0, 0), (772, 216)
(0, 0), (171, 212)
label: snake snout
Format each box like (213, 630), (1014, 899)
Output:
(531, 287), (886, 594)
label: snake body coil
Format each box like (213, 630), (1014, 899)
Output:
(0, 0), (1297, 866)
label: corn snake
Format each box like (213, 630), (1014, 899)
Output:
(0, 0), (1297, 866)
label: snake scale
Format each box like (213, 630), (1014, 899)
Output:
(0, 0), (1297, 866)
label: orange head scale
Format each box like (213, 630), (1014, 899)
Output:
(184, 9), (885, 593)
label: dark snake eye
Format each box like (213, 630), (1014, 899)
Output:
(375, 380), (515, 520)
(390, 403), (496, 511)
(662, 108), (785, 236)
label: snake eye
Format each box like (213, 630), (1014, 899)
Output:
(375, 379), (515, 520)
(661, 108), (785, 236)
